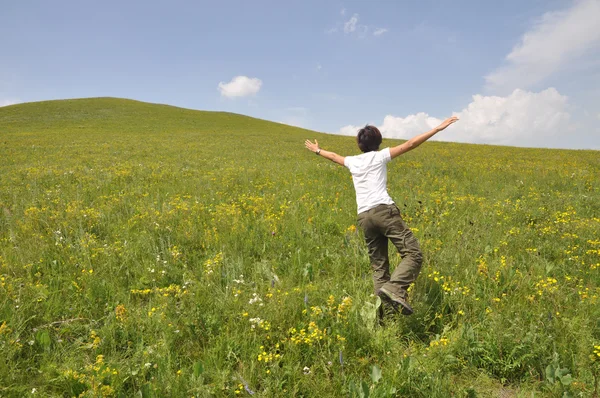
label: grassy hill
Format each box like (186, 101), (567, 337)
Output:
(0, 97), (281, 133)
(1, 98), (599, 397)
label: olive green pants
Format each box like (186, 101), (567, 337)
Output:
(357, 203), (423, 299)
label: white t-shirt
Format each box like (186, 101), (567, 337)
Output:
(344, 147), (394, 214)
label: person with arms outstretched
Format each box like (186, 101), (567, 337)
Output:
(305, 116), (458, 321)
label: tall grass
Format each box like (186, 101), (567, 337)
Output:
(1, 98), (599, 397)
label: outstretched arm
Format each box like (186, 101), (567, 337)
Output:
(389, 116), (459, 159)
(305, 139), (346, 166)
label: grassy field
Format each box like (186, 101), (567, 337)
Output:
(1, 98), (599, 397)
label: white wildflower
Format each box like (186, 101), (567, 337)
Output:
(249, 293), (263, 305)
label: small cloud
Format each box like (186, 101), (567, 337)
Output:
(339, 124), (360, 136)
(376, 113), (443, 139)
(373, 28), (388, 36)
(0, 99), (20, 107)
(218, 76), (262, 98)
(341, 8), (346, 16)
(344, 14), (359, 34)
(316, 63), (322, 71)
(325, 26), (338, 34)
(336, 13), (370, 38)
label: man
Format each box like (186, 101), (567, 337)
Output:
(304, 116), (458, 320)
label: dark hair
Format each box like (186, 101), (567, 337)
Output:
(356, 125), (382, 152)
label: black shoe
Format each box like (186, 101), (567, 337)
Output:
(377, 287), (413, 316)
(377, 299), (398, 326)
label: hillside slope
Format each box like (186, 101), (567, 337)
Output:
(1, 98), (599, 397)
(0, 97), (313, 136)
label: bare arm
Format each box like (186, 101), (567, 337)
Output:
(389, 116), (459, 159)
(305, 139), (346, 166)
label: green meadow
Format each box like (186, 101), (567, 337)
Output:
(1, 98), (599, 397)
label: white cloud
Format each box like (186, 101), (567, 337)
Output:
(316, 63), (322, 71)
(218, 76), (262, 98)
(378, 113), (444, 138)
(338, 88), (572, 147)
(373, 28), (388, 36)
(344, 14), (358, 33)
(486, 0), (600, 92)
(329, 11), (374, 38)
(338, 124), (361, 136)
(0, 99), (20, 107)
(451, 88), (571, 146)
(332, 3), (599, 149)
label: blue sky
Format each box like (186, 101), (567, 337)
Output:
(1, 0), (599, 149)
